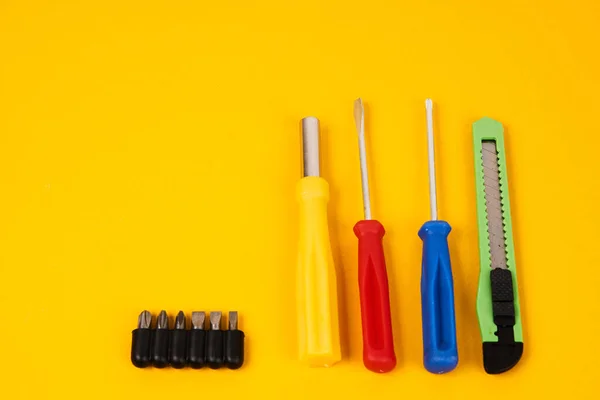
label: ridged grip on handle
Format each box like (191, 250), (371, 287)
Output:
(354, 219), (396, 373)
(296, 176), (341, 367)
(418, 220), (458, 374)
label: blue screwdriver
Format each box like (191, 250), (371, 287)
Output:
(419, 99), (458, 374)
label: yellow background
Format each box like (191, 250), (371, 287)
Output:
(1, 1), (599, 398)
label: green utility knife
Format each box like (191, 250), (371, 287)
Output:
(473, 118), (523, 374)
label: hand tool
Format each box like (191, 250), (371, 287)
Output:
(170, 311), (188, 369)
(188, 311), (207, 369)
(152, 310), (170, 368)
(224, 311), (245, 369)
(206, 311), (224, 369)
(419, 99), (458, 374)
(296, 117), (341, 367)
(131, 310), (152, 368)
(473, 117), (523, 374)
(352, 98), (396, 373)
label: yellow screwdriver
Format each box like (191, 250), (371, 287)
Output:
(296, 116), (341, 367)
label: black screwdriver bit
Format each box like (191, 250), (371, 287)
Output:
(206, 311), (224, 369)
(170, 311), (188, 369)
(131, 310), (152, 368)
(224, 311), (245, 369)
(151, 310), (170, 368)
(188, 311), (207, 369)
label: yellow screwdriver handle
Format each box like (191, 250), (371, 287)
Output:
(296, 176), (341, 367)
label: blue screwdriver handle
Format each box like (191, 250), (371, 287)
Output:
(418, 220), (458, 374)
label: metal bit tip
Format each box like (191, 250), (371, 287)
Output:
(301, 117), (320, 177)
(137, 310), (152, 329)
(157, 310), (169, 329)
(353, 98), (364, 135)
(209, 311), (222, 330)
(228, 311), (238, 330)
(191, 311), (206, 330)
(425, 98), (438, 221)
(175, 311), (186, 329)
(353, 97), (372, 220)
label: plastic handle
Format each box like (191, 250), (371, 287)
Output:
(296, 176), (341, 367)
(354, 219), (396, 373)
(418, 220), (458, 374)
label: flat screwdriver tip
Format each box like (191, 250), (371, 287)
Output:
(137, 310), (152, 329)
(175, 311), (186, 329)
(209, 311), (222, 330)
(229, 311), (238, 330)
(192, 311), (206, 329)
(353, 98), (364, 136)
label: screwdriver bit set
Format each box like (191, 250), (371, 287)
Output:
(124, 100), (524, 377)
(294, 99), (524, 375)
(131, 310), (244, 370)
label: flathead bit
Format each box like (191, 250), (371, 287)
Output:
(137, 310), (152, 329)
(229, 311), (238, 330)
(210, 311), (222, 330)
(157, 310), (169, 329)
(192, 311), (206, 330)
(175, 311), (186, 330)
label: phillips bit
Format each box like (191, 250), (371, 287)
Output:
(139, 310), (152, 329)
(170, 311), (188, 369)
(152, 310), (170, 368)
(131, 310), (152, 368)
(206, 311), (224, 369)
(224, 311), (245, 369)
(174, 311), (186, 329)
(188, 311), (207, 369)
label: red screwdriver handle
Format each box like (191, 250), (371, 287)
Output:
(354, 219), (397, 373)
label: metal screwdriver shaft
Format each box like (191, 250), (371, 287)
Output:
(426, 99), (438, 221)
(354, 99), (372, 220)
(419, 99), (458, 374)
(302, 117), (320, 177)
(353, 99), (396, 373)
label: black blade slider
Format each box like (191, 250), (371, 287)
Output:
(131, 310), (152, 368)
(224, 311), (245, 369)
(483, 269), (523, 374)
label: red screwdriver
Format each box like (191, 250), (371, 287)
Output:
(353, 98), (396, 373)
